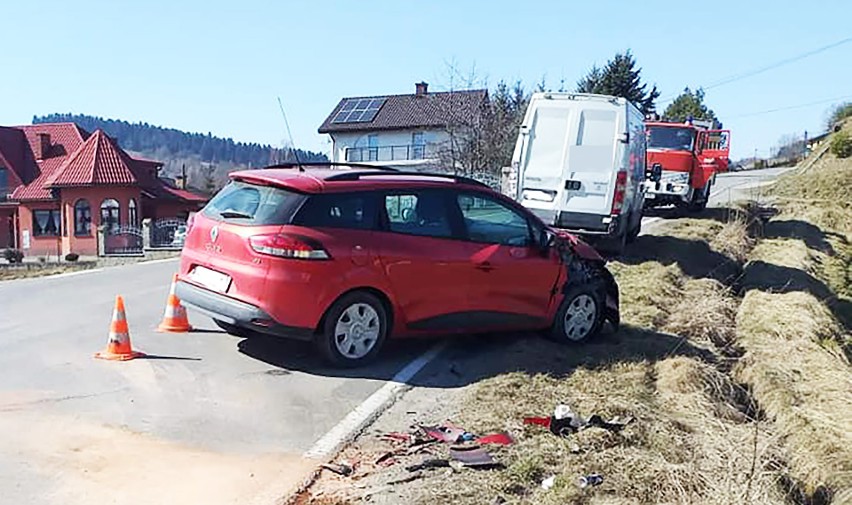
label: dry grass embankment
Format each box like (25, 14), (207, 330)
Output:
(731, 142), (852, 503)
(307, 140), (850, 504)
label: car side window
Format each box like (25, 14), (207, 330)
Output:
(457, 193), (532, 246)
(292, 192), (376, 230)
(383, 191), (454, 239)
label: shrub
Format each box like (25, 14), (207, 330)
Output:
(3, 249), (24, 263)
(65, 253), (79, 262)
(830, 131), (852, 158)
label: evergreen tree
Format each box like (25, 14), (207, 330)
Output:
(664, 87), (719, 125)
(576, 51), (660, 114)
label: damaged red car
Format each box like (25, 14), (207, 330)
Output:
(176, 163), (620, 367)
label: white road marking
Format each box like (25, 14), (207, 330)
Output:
(304, 341), (448, 460)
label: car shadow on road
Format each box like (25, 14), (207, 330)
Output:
(235, 324), (714, 387)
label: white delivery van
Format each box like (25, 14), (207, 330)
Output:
(510, 93), (646, 253)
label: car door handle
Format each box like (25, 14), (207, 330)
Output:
(476, 262), (494, 272)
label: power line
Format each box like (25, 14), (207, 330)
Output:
(658, 36), (852, 103)
(730, 94), (852, 119)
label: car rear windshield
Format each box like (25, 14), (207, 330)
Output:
(203, 180), (304, 225)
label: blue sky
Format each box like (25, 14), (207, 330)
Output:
(2, 0), (850, 160)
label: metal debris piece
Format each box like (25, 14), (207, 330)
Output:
(448, 445), (498, 468)
(405, 459), (450, 472)
(578, 473), (604, 487)
(321, 462), (353, 476)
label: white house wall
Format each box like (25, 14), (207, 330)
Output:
(330, 129), (450, 164)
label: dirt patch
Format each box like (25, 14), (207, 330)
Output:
(0, 411), (316, 505)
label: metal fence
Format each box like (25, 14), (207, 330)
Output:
(150, 218), (186, 249)
(103, 225), (143, 255)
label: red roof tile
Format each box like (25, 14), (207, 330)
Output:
(45, 130), (138, 188)
(11, 123), (89, 201)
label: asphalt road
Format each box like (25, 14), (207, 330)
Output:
(0, 165), (794, 505)
(640, 165), (795, 232)
(0, 260), (433, 505)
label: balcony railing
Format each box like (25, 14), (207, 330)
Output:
(345, 144), (432, 163)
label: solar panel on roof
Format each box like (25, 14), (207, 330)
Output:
(331, 97), (387, 124)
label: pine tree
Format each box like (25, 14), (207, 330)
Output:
(664, 87), (719, 125)
(576, 51), (660, 114)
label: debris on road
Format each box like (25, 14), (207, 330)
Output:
(448, 445), (498, 468)
(541, 475), (556, 490)
(476, 431), (514, 445)
(321, 462), (354, 476)
(405, 459), (450, 472)
(578, 473), (604, 488)
(524, 404), (633, 437)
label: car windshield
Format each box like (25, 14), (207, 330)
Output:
(648, 127), (695, 151)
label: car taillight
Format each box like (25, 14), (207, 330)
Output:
(249, 233), (330, 260)
(611, 171), (627, 215)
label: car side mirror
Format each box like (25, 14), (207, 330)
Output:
(537, 229), (553, 255)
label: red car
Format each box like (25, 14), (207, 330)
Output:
(176, 164), (620, 367)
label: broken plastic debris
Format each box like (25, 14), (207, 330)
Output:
(321, 462), (353, 476)
(578, 473), (604, 487)
(524, 405), (634, 438)
(477, 431), (514, 445)
(542, 475), (556, 490)
(448, 445), (498, 468)
(405, 459), (450, 472)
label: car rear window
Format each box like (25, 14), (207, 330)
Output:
(292, 192), (377, 230)
(203, 180), (304, 225)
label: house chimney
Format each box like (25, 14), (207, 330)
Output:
(175, 175), (186, 189)
(415, 81), (428, 96)
(36, 133), (51, 160)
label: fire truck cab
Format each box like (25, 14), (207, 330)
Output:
(642, 118), (730, 211)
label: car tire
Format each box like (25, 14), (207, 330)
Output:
(214, 319), (257, 338)
(316, 291), (389, 368)
(551, 284), (605, 344)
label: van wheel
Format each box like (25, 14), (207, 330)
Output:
(316, 292), (388, 367)
(551, 284), (605, 343)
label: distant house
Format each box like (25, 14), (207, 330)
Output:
(318, 82), (487, 169)
(0, 123), (207, 257)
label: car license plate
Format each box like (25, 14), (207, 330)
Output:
(189, 266), (231, 293)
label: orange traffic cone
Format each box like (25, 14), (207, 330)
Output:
(95, 296), (145, 361)
(157, 274), (192, 333)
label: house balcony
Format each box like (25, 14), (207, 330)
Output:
(344, 144), (434, 163)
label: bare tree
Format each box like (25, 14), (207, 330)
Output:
(434, 63), (530, 189)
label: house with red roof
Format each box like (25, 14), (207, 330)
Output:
(0, 123), (207, 257)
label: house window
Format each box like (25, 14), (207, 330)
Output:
(367, 134), (378, 162)
(100, 199), (120, 233)
(412, 132), (425, 160)
(128, 199), (138, 227)
(74, 199), (92, 236)
(33, 209), (61, 236)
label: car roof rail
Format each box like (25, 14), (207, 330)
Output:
(262, 161), (399, 172)
(324, 170), (489, 187)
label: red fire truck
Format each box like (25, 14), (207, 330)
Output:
(642, 118), (731, 211)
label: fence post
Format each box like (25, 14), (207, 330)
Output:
(142, 218), (152, 250)
(97, 225), (106, 257)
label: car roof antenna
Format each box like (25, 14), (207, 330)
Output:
(277, 96), (305, 172)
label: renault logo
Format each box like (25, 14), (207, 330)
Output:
(210, 226), (219, 242)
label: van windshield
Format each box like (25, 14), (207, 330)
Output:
(203, 180), (304, 225)
(648, 127), (695, 151)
